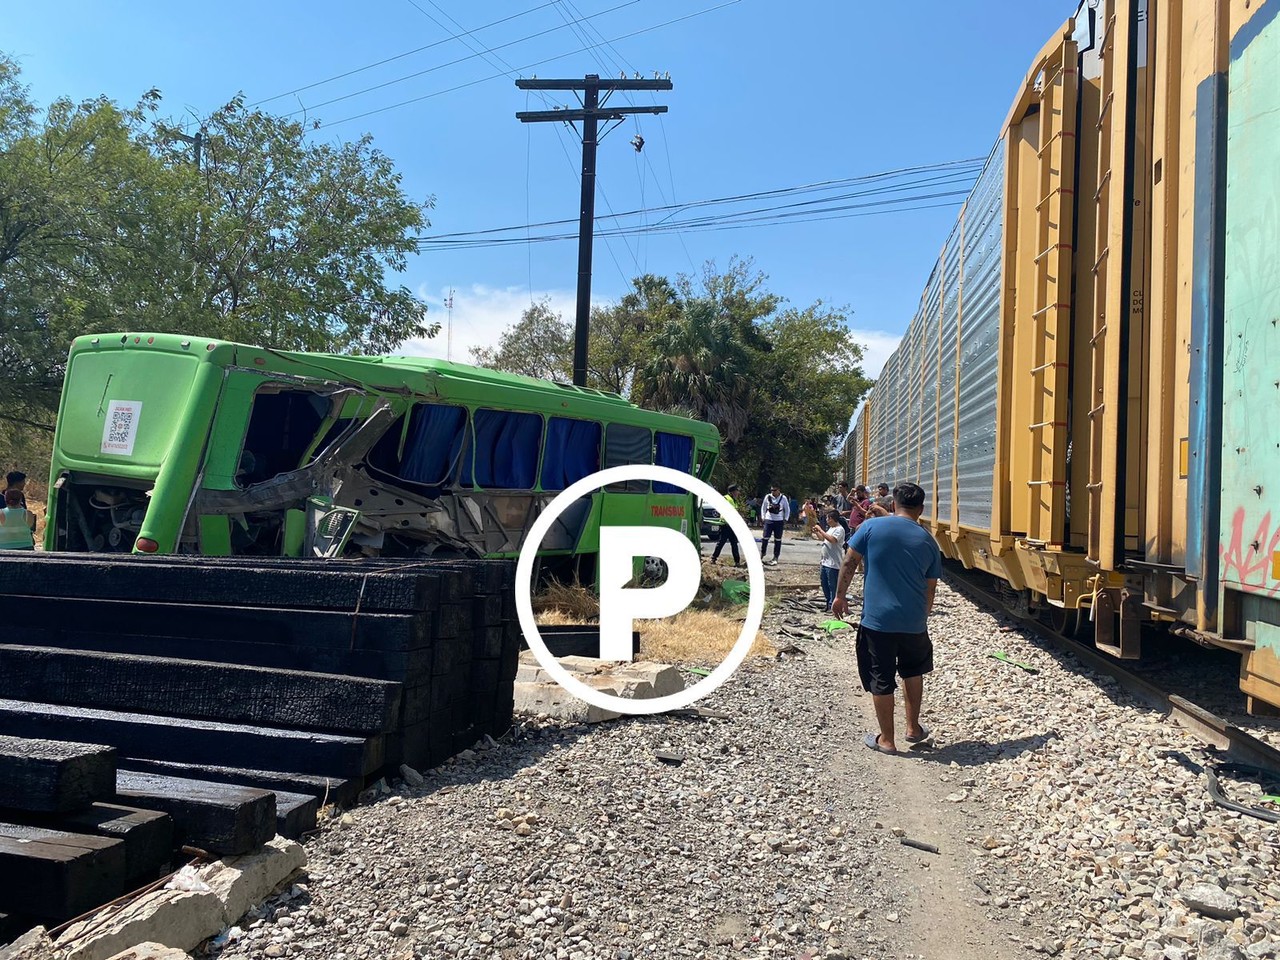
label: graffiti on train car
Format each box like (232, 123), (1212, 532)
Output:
(1220, 508), (1280, 595)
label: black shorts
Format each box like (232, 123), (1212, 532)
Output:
(856, 624), (933, 695)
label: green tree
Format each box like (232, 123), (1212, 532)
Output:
(0, 58), (174, 423)
(469, 258), (872, 495)
(635, 298), (756, 443)
(0, 56), (437, 428)
(586, 273), (680, 397)
(470, 299), (572, 381)
(146, 95), (436, 353)
(747, 302), (872, 495)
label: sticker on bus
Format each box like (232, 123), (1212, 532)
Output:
(101, 400), (143, 456)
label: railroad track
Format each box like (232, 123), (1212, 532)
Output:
(942, 565), (1280, 779)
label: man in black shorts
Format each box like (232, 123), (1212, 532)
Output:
(832, 482), (941, 754)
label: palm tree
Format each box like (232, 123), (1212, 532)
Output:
(636, 298), (754, 443)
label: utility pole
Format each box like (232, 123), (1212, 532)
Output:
(516, 75), (671, 386)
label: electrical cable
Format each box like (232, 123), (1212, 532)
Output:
(248, 1), (560, 107)
(418, 158), (984, 242)
(321, 0), (743, 128)
(291, 0), (640, 118)
(424, 195), (970, 249)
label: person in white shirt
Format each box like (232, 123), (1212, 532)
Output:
(811, 507), (849, 611)
(760, 484), (790, 565)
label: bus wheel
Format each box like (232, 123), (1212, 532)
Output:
(642, 556), (669, 585)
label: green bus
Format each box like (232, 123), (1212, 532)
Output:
(45, 333), (719, 579)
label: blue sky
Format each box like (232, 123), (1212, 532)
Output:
(6, 1), (1070, 376)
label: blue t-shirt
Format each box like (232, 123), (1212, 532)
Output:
(847, 516), (942, 634)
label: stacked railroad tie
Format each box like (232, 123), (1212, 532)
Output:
(0, 552), (521, 944)
(0, 735), (173, 932)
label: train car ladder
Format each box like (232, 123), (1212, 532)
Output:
(1086, 3), (1138, 576)
(1026, 38), (1079, 547)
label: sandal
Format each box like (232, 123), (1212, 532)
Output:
(864, 732), (897, 755)
(905, 725), (932, 745)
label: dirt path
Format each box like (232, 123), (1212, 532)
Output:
(778, 587), (1025, 960)
(829, 674), (1020, 959)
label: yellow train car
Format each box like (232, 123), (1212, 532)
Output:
(850, 0), (1280, 713)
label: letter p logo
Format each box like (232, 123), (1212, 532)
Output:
(598, 526), (702, 661)
(517, 464), (764, 714)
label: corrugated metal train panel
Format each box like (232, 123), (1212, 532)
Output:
(955, 146), (1005, 534)
(919, 268), (940, 519)
(936, 220), (963, 525)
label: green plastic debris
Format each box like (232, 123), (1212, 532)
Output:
(989, 651), (1039, 674)
(1262, 794), (1280, 805)
(687, 667), (712, 677)
(720, 579), (751, 604)
(822, 619), (852, 633)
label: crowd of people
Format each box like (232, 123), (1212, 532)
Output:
(710, 476), (943, 758)
(709, 479), (903, 570)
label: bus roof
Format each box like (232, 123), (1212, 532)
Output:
(69, 333), (719, 442)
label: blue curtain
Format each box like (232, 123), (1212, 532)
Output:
(541, 418), (602, 491)
(400, 405), (467, 485)
(467, 409), (543, 489)
(654, 432), (694, 493)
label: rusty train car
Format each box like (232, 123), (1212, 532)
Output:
(842, 0), (1280, 713)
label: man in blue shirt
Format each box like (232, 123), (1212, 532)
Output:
(832, 482), (941, 755)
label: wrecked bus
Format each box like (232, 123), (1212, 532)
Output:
(45, 333), (719, 578)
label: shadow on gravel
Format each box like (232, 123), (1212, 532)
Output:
(911, 731), (1058, 768)
(420, 722), (600, 792)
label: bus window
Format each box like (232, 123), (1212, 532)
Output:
(367, 403), (468, 491)
(604, 423), (652, 492)
(541, 418), (602, 491)
(238, 389), (329, 486)
(653, 433), (694, 493)
(464, 409), (543, 489)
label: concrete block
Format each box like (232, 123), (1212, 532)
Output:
(103, 944), (190, 960)
(512, 657), (685, 720)
(55, 891), (224, 960)
(196, 837), (306, 925)
(0, 926), (57, 960)
(578, 673), (655, 700)
(514, 653), (608, 685)
(512, 682), (621, 724)
(610, 662), (686, 698)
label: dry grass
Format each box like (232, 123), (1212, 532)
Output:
(638, 608), (773, 664)
(699, 558), (737, 590)
(532, 581), (599, 626)
(531, 572), (773, 663)
(534, 607), (589, 627)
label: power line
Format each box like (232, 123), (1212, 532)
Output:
(549, 116), (632, 289)
(249, 1), (559, 107)
(291, 0), (640, 118)
(321, 0), (743, 128)
(423, 193), (972, 249)
(417, 158), (984, 242)
(642, 147), (696, 272)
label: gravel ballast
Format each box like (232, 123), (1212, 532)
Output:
(205, 579), (1280, 960)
